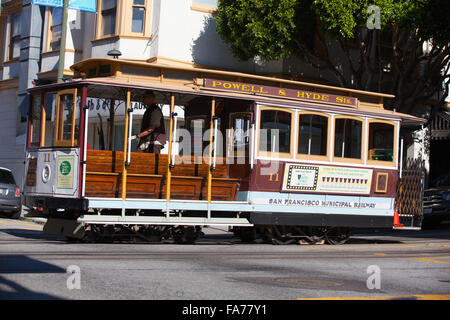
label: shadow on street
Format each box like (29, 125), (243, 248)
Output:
(0, 254), (66, 299)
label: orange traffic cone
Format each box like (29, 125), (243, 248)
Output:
(393, 210), (404, 228)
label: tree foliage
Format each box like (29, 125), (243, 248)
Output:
(216, 0), (450, 115)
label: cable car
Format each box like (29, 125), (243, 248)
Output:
(23, 58), (425, 244)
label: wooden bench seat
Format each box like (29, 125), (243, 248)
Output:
(84, 150), (240, 200)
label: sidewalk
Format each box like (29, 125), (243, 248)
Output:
(20, 205), (47, 225)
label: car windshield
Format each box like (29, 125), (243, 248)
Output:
(0, 170), (15, 184)
(432, 173), (450, 187)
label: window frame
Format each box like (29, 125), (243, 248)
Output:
(295, 111), (330, 162)
(131, 0), (146, 34)
(332, 115), (365, 164)
(257, 106), (295, 159)
(54, 88), (79, 147)
(41, 92), (57, 148)
(99, 0), (118, 37)
(8, 12), (21, 61)
(46, 6), (63, 52)
(29, 94), (43, 147)
(95, 0), (152, 41)
(366, 119), (398, 167)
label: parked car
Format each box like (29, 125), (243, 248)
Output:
(0, 167), (21, 219)
(423, 173), (450, 227)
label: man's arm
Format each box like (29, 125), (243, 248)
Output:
(137, 127), (155, 139)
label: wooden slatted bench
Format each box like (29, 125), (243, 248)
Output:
(85, 150), (240, 200)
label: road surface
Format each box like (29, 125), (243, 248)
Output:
(0, 217), (449, 300)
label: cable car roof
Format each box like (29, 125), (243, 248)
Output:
(28, 58), (426, 124)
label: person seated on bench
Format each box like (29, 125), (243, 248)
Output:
(136, 91), (166, 154)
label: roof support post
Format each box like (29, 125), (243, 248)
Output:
(207, 97), (216, 219)
(165, 93), (175, 217)
(121, 89), (131, 215)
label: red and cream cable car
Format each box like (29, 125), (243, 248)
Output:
(23, 58), (425, 244)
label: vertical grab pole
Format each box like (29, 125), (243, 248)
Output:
(79, 86), (88, 198)
(421, 124), (425, 161)
(250, 124), (255, 170)
(250, 103), (257, 171)
(171, 112), (178, 167)
(399, 138), (404, 179)
(166, 94), (175, 218)
(121, 89), (131, 216)
(207, 97), (216, 220)
(212, 117), (218, 170)
(127, 108), (133, 165)
(81, 104), (89, 197)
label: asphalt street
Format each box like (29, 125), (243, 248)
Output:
(0, 217), (449, 300)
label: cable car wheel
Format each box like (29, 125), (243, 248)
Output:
(172, 226), (202, 244)
(324, 227), (352, 245)
(264, 226), (327, 245)
(234, 226), (258, 243)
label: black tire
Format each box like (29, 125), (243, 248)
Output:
(8, 207), (22, 219)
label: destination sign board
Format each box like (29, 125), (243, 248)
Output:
(203, 78), (358, 108)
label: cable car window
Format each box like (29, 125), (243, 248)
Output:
(298, 114), (328, 156)
(229, 113), (251, 157)
(43, 93), (56, 147)
(334, 118), (362, 159)
(368, 122), (394, 162)
(30, 95), (42, 146)
(259, 109), (291, 154)
(55, 89), (78, 146)
(60, 94), (74, 141)
(74, 94), (81, 142)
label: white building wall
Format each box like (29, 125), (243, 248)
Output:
(156, 0), (256, 72)
(91, 38), (153, 60)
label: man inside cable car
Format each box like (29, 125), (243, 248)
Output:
(136, 91), (166, 154)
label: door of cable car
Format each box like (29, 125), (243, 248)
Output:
(24, 89), (81, 198)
